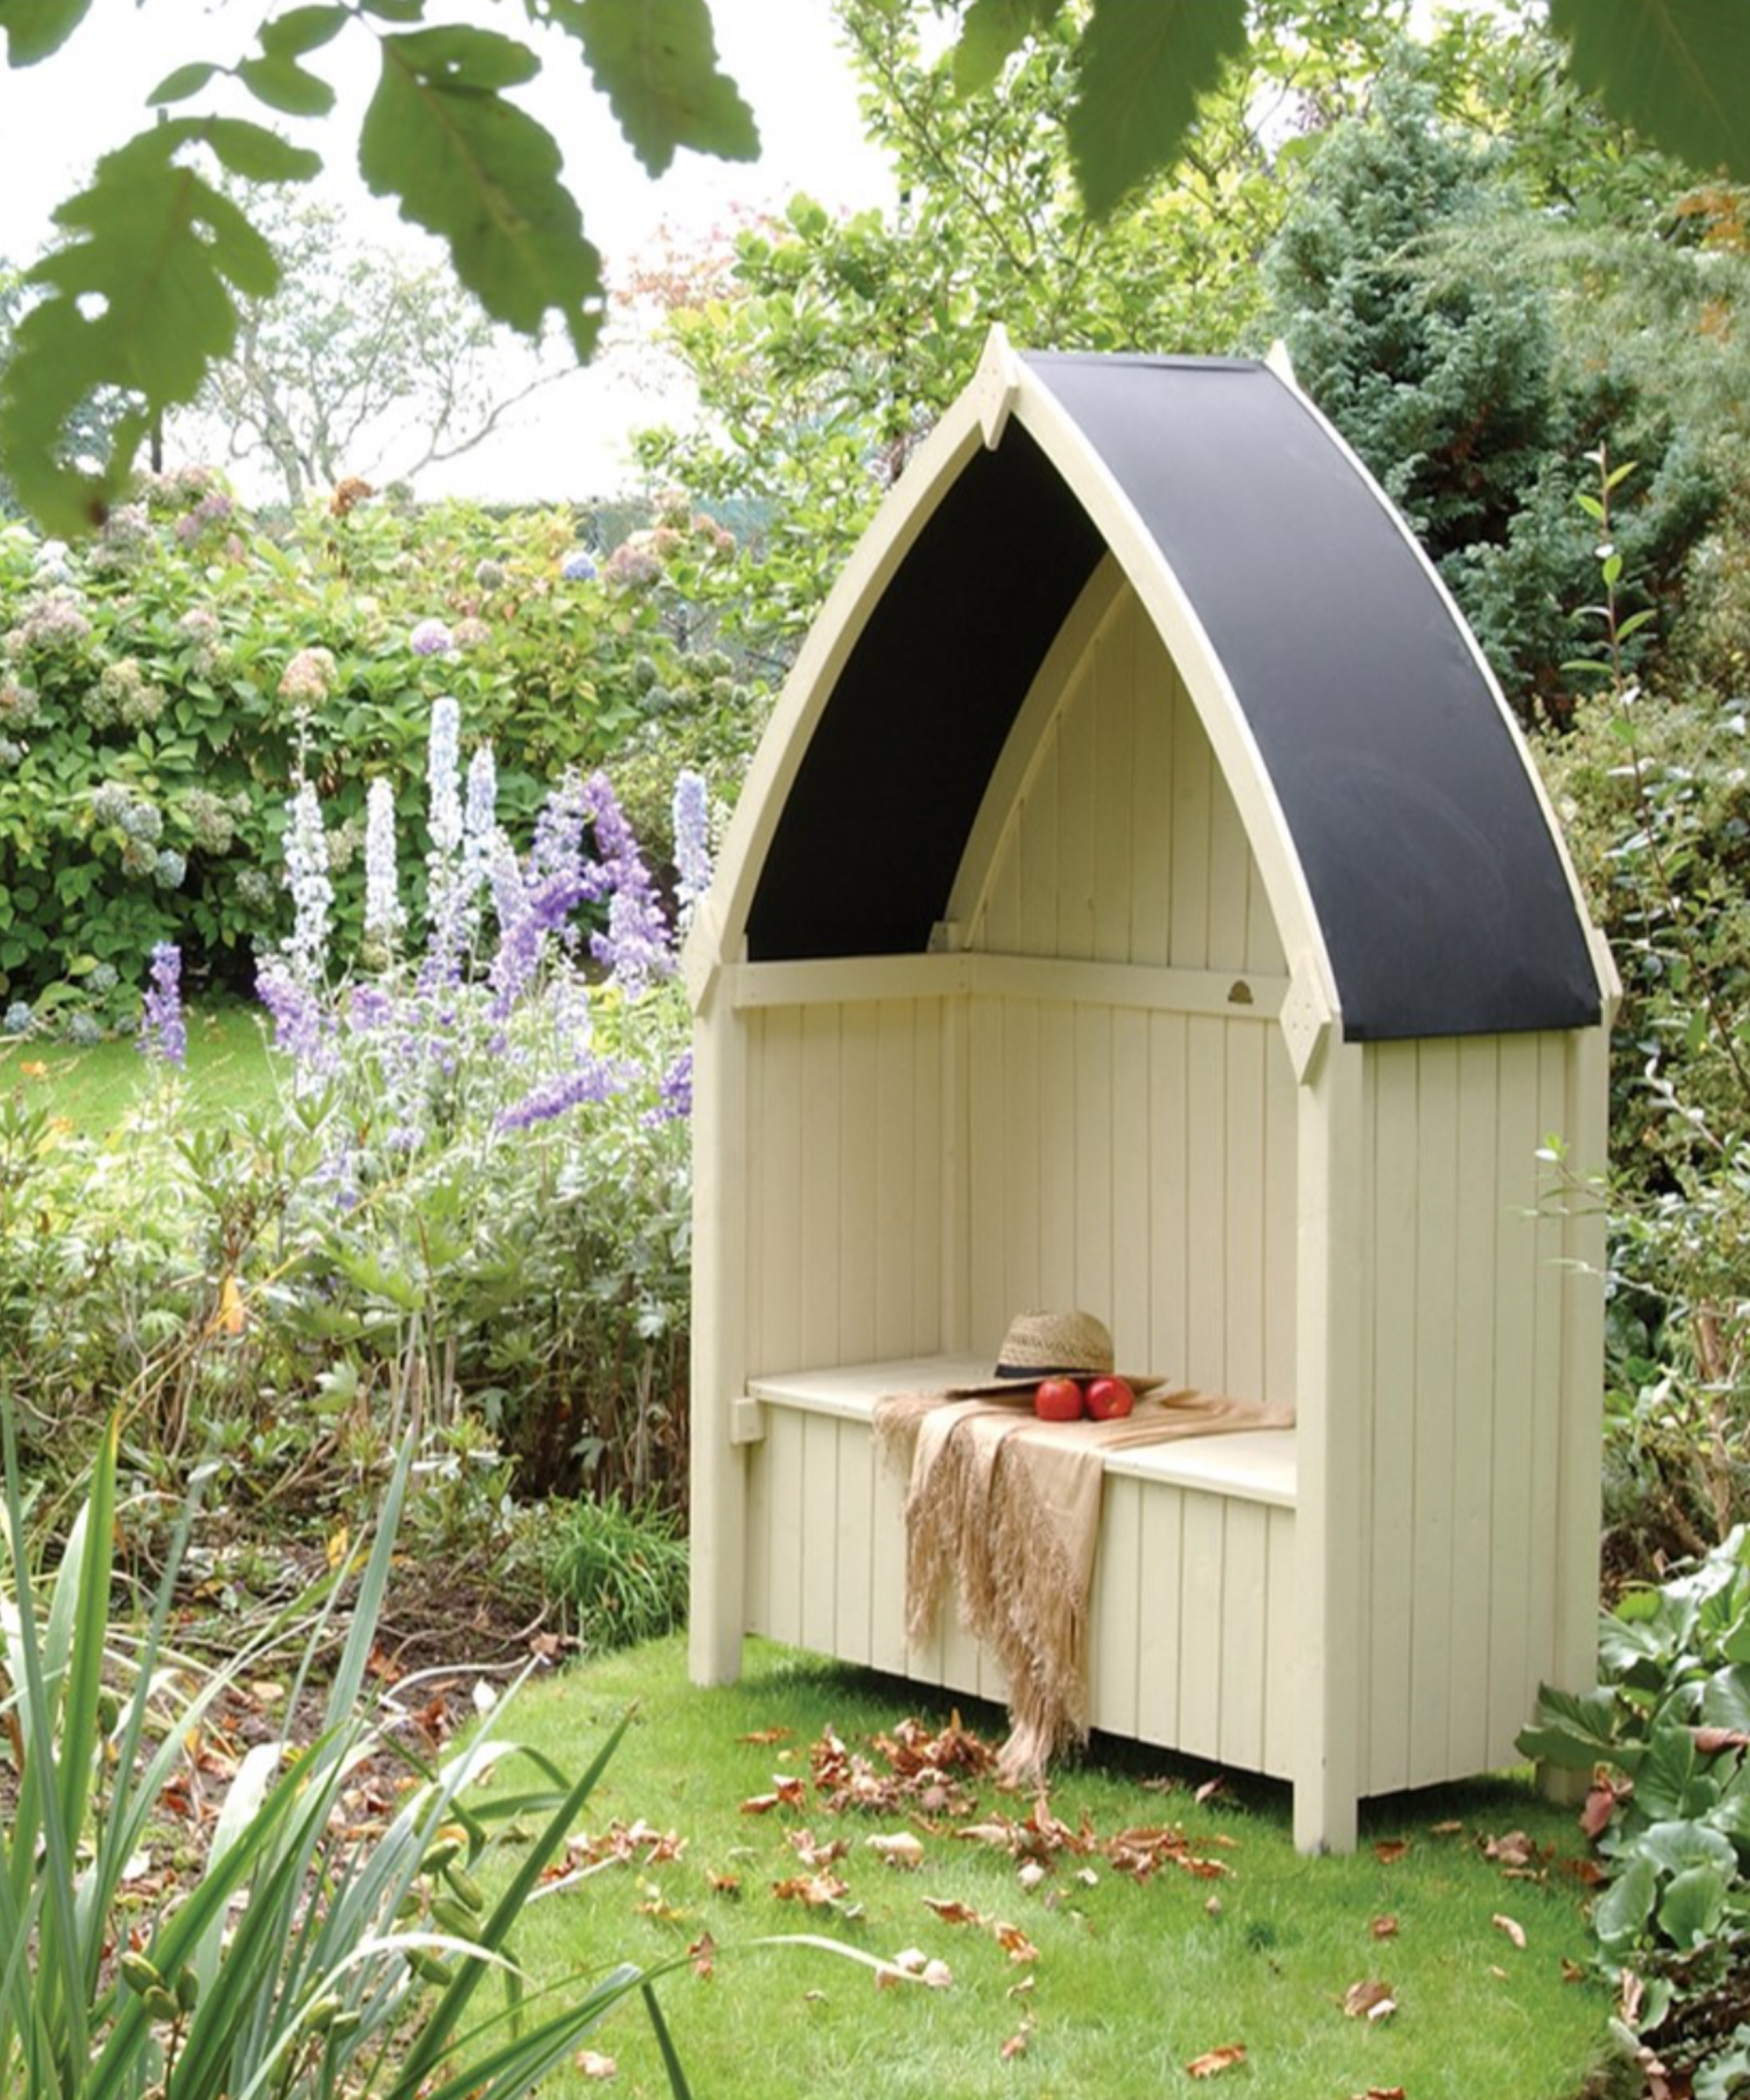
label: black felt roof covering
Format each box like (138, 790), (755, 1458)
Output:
(744, 353), (1601, 1040)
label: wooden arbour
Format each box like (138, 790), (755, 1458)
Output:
(683, 331), (1615, 1852)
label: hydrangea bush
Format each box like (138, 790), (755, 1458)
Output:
(0, 475), (760, 1024)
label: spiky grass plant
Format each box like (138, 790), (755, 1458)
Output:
(0, 1394), (693, 2100)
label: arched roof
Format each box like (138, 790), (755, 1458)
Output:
(724, 342), (1604, 1042)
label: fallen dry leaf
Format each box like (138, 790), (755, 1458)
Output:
(1373, 1838), (1410, 1866)
(1492, 1913), (1527, 1950)
(999, 2020), (1035, 2062)
(1186, 2043), (1247, 2077)
(1561, 1957), (1587, 1984)
(990, 1921), (1039, 1964)
(788, 1829), (850, 1870)
(1350, 2089), (1407, 2099)
(739, 1777), (806, 1816)
(772, 1872), (850, 1908)
(738, 1727), (792, 1745)
(706, 1869), (742, 1896)
(923, 1897), (984, 1927)
(1369, 1914), (1399, 1940)
(864, 1831), (925, 1870)
(689, 1932), (716, 1980)
(1429, 1818), (1464, 1837)
(1483, 1829), (1539, 1870)
(573, 2050), (617, 2080)
(1194, 1777), (1228, 1806)
(1340, 1979), (1397, 2023)
(1017, 1859), (1048, 1893)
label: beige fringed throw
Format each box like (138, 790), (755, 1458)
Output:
(873, 1388), (1294, 1786)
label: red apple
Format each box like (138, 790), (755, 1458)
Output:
(1033, 1376), (1085, 1422)
(1084, 1376), (1135, 1422)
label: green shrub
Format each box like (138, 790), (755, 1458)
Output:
(0, 480), (763, 1018)
(1520, 1526), (1750, 2091)
(531, 1493), (690, 1652)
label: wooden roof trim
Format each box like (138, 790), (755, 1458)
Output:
(1004, 356), (1340, 1026)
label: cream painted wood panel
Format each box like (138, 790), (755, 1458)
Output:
(1367, 1045), (1420, 1795)
(1488, 1033), (1549, 1758)
(957, 996), (1296, 1404)
(962, 583), (1285, 986)
(1447, 1040), (1502, 1778)
(746, 1402), (1297, 1781)
(741, 1000), (948, 1380)
(1361, 1031), (1586, 1797)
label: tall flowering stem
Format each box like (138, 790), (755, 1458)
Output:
(363, 777), (404, 954)
(672, 769), (712, 934)
(578, 772), (672, 995)
(282, 780), (332, 989)
(139, 942), (186, 1068)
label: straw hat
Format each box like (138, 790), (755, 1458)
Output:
(948, 1309), (1166, 1396)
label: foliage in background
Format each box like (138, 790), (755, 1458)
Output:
(0, 1397), (694, 2100)
(0, 480), (760, 1013)
(0, 0), (1744, 532)
(632, 0), (1434, 675)
(1263, 43), (1744, 721)
(1538, 457), (1750, 1576)
(186, 188), (576, 508)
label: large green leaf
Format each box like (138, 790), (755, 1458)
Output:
(1593, 1851), (1659, 1962)
(1516, 1682), (1622, 1769)
(556, 0), (759, 177)
(1637, 1718), (1721, 1824)
(0, 122), (299, 534)
(1549, 0), (1750, 182)
(0, 0), (88, 66)
(1065, 0), (1248, 219)
(360, 24), (604, 358)
(1658, 1862), (1730, 1950)
(952, 0), (1062, 93)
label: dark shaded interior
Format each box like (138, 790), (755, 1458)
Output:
(746, 425), (1103, 962)
(745, 354), (1602, 1041)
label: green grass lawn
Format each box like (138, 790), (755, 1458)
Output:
(477, 1636), (1618, 2100)
(0, 1002), (275, 1135)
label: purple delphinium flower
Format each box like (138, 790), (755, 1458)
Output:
(139, 942), (186, 1068)
(560, 550), (598, 582)
(363, 777), (404, 950)
(496, 1052), (626, 1132)
(576, 772), (673, 991)
(410, 618), (456, 658)
(256, 955), (333, 1080)
(594, 887), (671, 996)
(651, 1047), (693, 1123)
(427, 696), (463, 853)
(459, 743), (499, 928)
(672, 769), (711, 927)
(529, 774), (589, 906)
(282, 780), (332, 987)
(346, 982), (396, 1034)
(488, 865), (586, 1018)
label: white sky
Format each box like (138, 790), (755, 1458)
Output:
(0, 1), (899, 500)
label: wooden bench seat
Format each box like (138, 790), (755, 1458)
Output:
(737, 1356), (1300, 1779)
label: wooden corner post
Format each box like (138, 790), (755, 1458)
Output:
(1288, 973), (1368, 1854)
(688, 968), (750, 1686)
